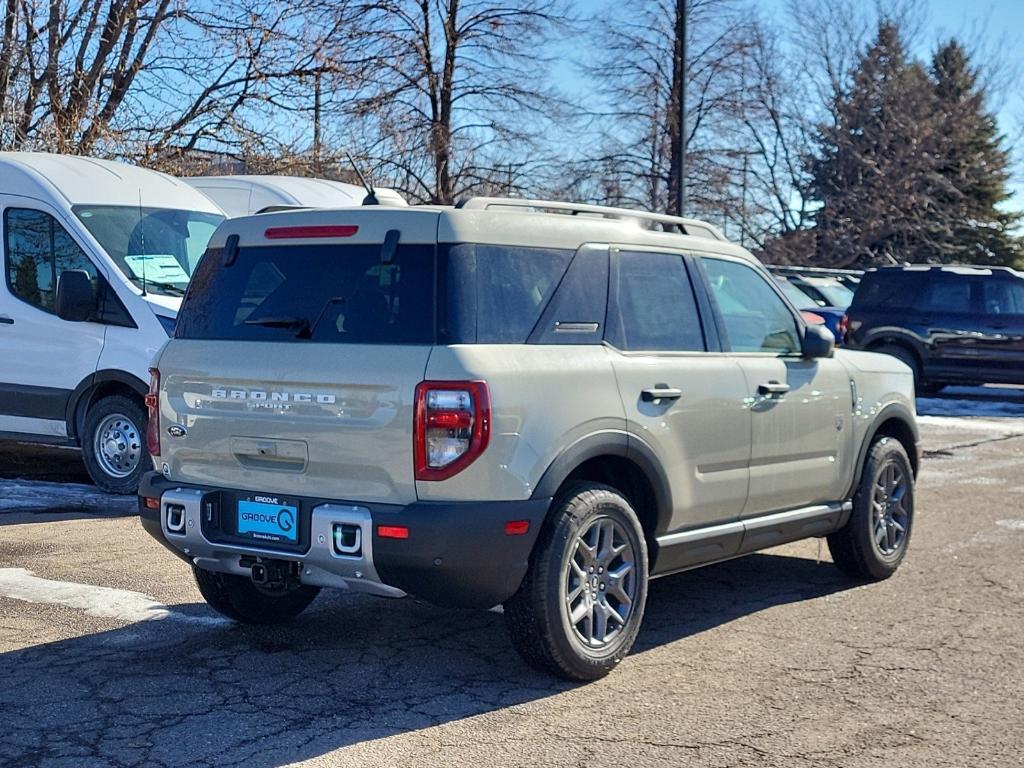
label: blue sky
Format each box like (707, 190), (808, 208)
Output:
(567, 0), (1023, 211)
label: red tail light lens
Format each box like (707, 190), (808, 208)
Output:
(838, 313), (850, 342)
(145, 368), (160, 457)
(414, 381), (490, 481)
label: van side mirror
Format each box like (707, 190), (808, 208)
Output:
(801, 322), (835, 359)
(55, 270), (96, 322)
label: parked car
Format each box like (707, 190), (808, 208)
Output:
(0, 152), (225, 492)
(788, 274), (856, 310)
(184, 175), (407, 217)
(775, 275), (846, 342)
(139, 197), (919, 681)
(845, 265), (1024, 393)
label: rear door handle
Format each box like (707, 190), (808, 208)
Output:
(0, 316), (13, 325)
(757, 381), (790, 396)
(641, 386), (682, 402)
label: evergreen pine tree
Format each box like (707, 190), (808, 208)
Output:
(930, 40), (1023, 266)
(809, 23), (941, 267)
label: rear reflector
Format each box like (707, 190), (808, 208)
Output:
(145, 368), (160, 457)
(264, 225), (359, 239)
(377, 525), (409, 539)
(504, 520), (530, 536)
(143, 497), (160, 510)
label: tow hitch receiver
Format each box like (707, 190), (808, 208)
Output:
(242, 557), (299, 589)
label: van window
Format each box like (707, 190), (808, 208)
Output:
(702, 257), (801, 354)
(74, 206), (223, 297)
(176, 243), (434, 343)
(607, 251), (705, 351)
(4, 208), (98, 313)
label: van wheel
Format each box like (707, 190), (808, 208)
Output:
(504, 483), (649, 681)
(81, 395), (149, 494)
(193, 567), (320, 624)
(827, 437), (914, 580)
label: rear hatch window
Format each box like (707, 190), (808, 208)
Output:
(852, 271), (925, 312)
(176, 243), (435, 343)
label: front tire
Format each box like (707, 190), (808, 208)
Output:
(828, 438), (914, 580)
(504, 483), (649, 681)
(81, 395), (149, 494)
(193, 566), (320, 624)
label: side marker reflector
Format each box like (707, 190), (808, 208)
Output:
(504, 520), (530, 536)
(377, 525), (409, 540)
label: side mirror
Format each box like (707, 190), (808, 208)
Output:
(801, 322), (835, 359)
(55, 270), (95, 322)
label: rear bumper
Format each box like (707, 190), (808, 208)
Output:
(138, 472), (550, 608)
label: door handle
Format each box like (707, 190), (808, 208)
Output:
(641, 386), (682, 402)
(0, 316), (13, 325)
(757, 381), (790, 396)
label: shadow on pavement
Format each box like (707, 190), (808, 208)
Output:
(0, 552), (855, 767)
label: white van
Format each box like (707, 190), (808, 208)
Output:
(0, 152), (225, 493)
(183, 174), (407, 217)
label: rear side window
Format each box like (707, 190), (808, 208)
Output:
(176, 243), (434, 343)
(442, 244), (573, 343)
(4, 208), (98, 313)
(607, 251), (705, 352)
(852, 271), (924, 311)
(921, 277), (971, 313)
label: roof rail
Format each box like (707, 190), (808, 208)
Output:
(456, 197), (726, 241)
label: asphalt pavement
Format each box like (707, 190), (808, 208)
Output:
(0, 402), (1022, 767)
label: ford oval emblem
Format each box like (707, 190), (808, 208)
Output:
(167, 424), (187, 438)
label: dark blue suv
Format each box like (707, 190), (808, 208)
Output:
(845, 265), (1024, 394)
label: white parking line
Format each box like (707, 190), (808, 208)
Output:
(0, 568), (226, 625)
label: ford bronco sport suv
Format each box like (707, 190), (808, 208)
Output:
(845, 265), (1024, 394)
(139, 198), (920, 681)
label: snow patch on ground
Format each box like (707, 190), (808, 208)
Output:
(0, 478), (135, 512)
(917, 415), (1024, 434)
(0, 568), (226, 626)
(996, 519), (1024, 531)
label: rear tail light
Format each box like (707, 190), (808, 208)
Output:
(414, 381), (490, 481)
(838, 313), (850, 341)
(145, 368), (160, 457)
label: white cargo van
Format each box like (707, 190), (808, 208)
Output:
(0, 152), (224, 493)
(183, 174), (407, 216)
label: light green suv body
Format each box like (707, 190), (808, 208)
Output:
(139, 198), (920, 680)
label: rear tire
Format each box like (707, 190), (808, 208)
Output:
(81, 395), (149, 495)
(828, 438), (914, 580)
(504, 483), (649, 681)
(193, 566), (320, 624)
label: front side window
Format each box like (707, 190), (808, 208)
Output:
(982, 279), (1024, 315)
(702, 257), (801, 354)
(607, 251), (705, 351)
(5, 208), (98, 313)
(74, 206), (223, 297)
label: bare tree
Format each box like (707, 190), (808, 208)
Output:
(305, 0), (570, 204)
(0, 0), (327, 162)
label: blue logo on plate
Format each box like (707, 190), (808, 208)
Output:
(238, 500), (298, 543)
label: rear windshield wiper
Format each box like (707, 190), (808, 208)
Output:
(243, 315), (311, 333)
